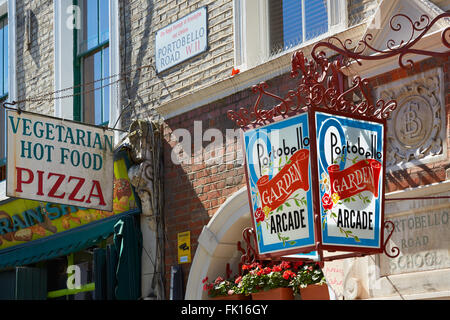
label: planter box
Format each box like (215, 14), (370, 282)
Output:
(251, 287), (294, 300)
(300, 284), (330, 300)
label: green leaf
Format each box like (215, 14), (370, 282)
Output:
(285, 202), (291, 207)
(354, 236), (360, 242)
(288, 241), (296, 245)
(294, 199), (300, 206)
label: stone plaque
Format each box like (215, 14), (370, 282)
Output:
(376, 68), (446, 169)
(380, 207), (450, 276)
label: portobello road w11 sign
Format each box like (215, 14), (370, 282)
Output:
(6, 110), (114, 211)
(243, 113), (316, 258)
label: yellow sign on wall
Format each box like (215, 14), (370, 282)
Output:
(177, 231), (191, 264)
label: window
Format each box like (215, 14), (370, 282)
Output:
(0, 14), (8, 180)
(75, 0), (110, 126)
(234, 0), (346, 69)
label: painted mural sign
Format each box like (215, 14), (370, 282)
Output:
(6, 110), (115, 211)
(315, 111), (385, 252)
(155, 6), (208, 73)
(243, 113), (316, 257)
(0, 156), (137, 250)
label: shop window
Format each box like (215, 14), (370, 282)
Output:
(75, 0), (110, 126)
(0, 15), (8, 180)
(234, 0), (346, 69)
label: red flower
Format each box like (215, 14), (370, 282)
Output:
(322, 193), (333, 210)
(280, 261), (291, 270)
(231, 67), (240, 76)
(254, 207), (265, 223)
(282, 270), (295, 280)
(263, 267), (272, 275)
(273, 265), (282, 272)
(202, 277), (208, 284)
(293, 262), (303, 270)
(235, 276), (242, 284)
(214, 276), (224, 284)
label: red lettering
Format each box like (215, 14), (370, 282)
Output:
(47, 172), (66, 199)
(15, 167), (34, 192)
(37, 170), (44, 195)
(86, 180), (106, 206)
(68, 176), (86, 202)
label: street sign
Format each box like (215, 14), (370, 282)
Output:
(155, 6), (208, 73)
(243, 113), (316, 258)
(6, 110), (115, 211)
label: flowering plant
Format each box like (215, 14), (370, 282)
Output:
(237, 261), (301, 295)
(288, 262), (326, 295)
(202, 276), (240, 298)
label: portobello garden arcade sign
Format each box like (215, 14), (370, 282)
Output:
(243, 113), (315, 258)
(240, 104), (388, 259)
(228, 12), (449, 262)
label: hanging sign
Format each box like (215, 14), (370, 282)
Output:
(0, 153), (139, 253)
(243, 113), (316, 258)
(6, 110), (115, 211)
(314, 110), (385, 252)
(155, 6), (208, 73)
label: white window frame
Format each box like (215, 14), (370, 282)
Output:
(233, 0), (347, 71)
(54, 0), (120, 135)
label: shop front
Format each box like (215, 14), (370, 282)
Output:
(0, 149), (142, 300)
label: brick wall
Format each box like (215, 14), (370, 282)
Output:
(161, 69), (305, 294)
(15, 0), (54, 115)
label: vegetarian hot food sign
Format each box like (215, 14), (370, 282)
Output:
(6, 110), (115, 211)
(315, 111), (385, 251)
(244, 113), (315, 257)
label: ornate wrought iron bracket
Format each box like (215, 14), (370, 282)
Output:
(312, 12), (450, 69)
(383, 220), (400, 258)
(237, 227), (257, 275)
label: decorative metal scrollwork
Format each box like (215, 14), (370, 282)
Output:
(236, 227), (258, 275)
(383, 220), (400, 258)
(312, 12), (450, 69)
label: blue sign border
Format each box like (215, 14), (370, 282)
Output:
(315, 112), (384, 249)
(243, 113), (316, 256)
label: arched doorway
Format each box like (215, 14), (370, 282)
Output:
(185, 187), (251, 300)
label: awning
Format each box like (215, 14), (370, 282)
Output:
(0, 210), (139, 269)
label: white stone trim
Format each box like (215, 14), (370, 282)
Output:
(185, 187), (250, 300)
(157, 23), (366, 119)
(54, 0), (74, 119)
(7, 0), (15, 102)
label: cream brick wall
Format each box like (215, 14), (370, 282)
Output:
(15, 0), (54, 115)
